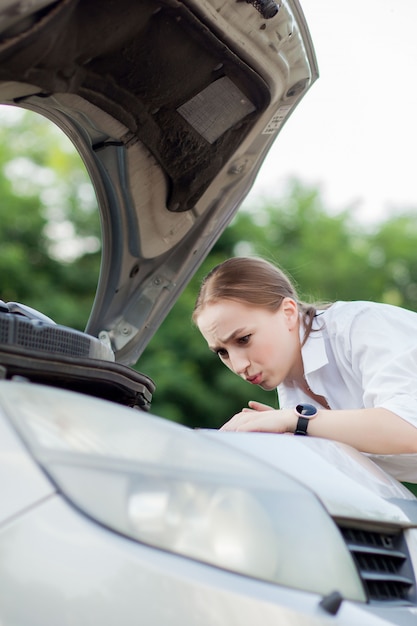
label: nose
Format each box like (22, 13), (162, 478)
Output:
(229, 350), (250, 376)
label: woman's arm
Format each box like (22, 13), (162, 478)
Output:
(220, 401), (417, 454)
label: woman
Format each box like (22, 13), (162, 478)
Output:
(193, 256), (417, 462)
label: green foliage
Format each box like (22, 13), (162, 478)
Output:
(0, 107), (100, 329)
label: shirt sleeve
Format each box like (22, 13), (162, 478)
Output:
(340, 303), (417, 428)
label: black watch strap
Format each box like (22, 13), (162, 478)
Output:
(294, 415), (309, 436)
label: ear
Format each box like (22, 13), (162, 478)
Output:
(280, 297), (299, 330)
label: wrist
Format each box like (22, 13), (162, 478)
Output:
(286, 409), (299, 434)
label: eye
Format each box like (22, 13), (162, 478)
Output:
(238, 334), (251, 345)
(216, 348), (228, 359)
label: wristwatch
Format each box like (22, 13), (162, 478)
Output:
(294, 403), (318, 436)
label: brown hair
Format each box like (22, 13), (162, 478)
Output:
(193, 256), (323, 341)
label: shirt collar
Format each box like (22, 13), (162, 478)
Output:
(299, 312), (329, 376)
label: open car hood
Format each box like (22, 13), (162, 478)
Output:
(0, 0), (317, 365)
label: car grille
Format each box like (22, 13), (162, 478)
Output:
(339, 526), (416, 604)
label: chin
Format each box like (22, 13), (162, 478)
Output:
(259, 381), (276, 391)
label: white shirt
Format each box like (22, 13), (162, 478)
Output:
(278, 301), (417, 481)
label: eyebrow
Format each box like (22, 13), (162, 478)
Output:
(209, 327), (246, 353)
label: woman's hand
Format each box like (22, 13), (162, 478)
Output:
(220, 401), (296, 433)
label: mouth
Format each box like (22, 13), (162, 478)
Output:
(246, 374), (263, 385)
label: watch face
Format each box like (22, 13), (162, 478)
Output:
(295, 403), (317, 418)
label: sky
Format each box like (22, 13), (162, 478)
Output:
(247, 0), (417, 224)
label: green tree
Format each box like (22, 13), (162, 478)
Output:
(366, 213), (417, 309)
(0, 107), (101, 329)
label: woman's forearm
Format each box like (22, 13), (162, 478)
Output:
(306, 407), (417, 454)
(220, 404), (417, 454)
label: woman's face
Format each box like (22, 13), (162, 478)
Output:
(196, 298), (301, 391)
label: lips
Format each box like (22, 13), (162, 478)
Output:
(246, 374), (262, 385)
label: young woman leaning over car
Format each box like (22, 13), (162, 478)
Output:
(193, 256), (417, 466)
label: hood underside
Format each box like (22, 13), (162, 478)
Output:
(0, 0), (318, 364)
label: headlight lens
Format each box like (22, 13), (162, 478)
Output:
(0, 381), (365, 601)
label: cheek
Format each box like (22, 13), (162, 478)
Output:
(260, 329), (293, 364)
(255, 336), (278, 363)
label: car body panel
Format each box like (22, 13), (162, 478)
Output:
(201, 430), (417, 525)
(0, 406), (55, 523)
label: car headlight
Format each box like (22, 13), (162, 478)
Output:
(0, 381), (365, 601)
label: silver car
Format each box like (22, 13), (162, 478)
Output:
(1, 1), (417, 625)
